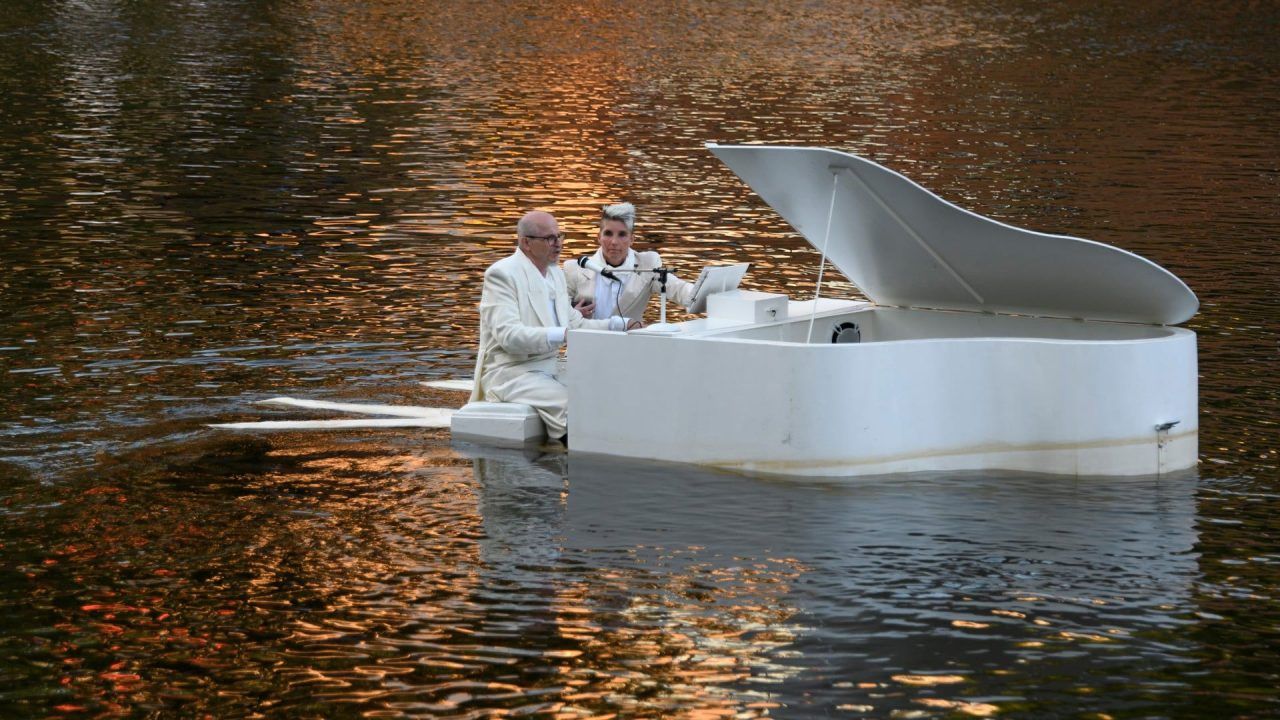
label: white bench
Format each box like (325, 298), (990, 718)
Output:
(450, 402), (546, 445)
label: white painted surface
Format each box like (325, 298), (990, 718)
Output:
(687, 262), (751, 313)
(211, 416), (451, 430)
(212, 396), (454, 430)
(256, 396), (450, 418)
(451, 401), (546, 446)
(706, 290), (789, 323)
(421, 379), (475, 392)
(569, 306), (1197, 477)
(708, 144), (1199, 325)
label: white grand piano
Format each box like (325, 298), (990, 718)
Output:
(457, 144), (1199, 478)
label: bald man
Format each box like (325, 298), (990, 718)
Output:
(469, 210), (627, 442)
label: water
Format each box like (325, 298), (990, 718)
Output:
(1, 0), (1277, 716)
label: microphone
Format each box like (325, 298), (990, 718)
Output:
(576, 255), (629, 281)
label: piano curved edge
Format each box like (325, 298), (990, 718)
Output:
(568, 326), (1197, 479)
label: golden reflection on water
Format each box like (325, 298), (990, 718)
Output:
(2, 0), (1279, 717)
(459, 450), (808, 716)
(553, 560), (806, 715)
(9, 435), (814, 716)
(0, 417), (1244, 718)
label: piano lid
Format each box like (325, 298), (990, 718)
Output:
(708, 144), (1198, 325)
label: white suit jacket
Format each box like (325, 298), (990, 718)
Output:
(470, 250), (610, 402)
(562, 249), (696, 325)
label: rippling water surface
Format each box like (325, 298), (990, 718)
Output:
(1, 0), (1277, 717)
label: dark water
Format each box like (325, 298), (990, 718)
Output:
(1, 0), (1277, 717)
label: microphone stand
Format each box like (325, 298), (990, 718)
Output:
(646, 267), (681, 334)
(592, 261), (682, 334)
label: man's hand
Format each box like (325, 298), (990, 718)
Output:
(572, 298), (595, 316)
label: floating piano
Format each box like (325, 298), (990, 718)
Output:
(561, 144), (1198, 477)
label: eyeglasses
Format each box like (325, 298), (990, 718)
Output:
(523, 232), (564, 244)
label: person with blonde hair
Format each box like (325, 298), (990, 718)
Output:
(563, 202), (696, 326)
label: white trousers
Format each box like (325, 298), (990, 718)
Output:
(485, 367), (568, 439)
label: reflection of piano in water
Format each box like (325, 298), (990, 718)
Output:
(459, 442), (569, 574)
(456, 441), (810, 714)
(462, 441), (1202, 716)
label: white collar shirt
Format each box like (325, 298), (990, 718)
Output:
(592, 270), (623, 319)
(544, 271), (561, 326)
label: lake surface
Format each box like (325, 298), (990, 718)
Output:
(1, 0), (1277, 717)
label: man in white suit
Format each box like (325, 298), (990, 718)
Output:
(470, 210), (627, 442)
(563, 202), (696, 325)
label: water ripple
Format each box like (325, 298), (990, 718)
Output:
(1, 0), (1278, 716)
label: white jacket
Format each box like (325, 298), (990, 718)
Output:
(470, 250), (611, 403)
(562, 249), (696, 325)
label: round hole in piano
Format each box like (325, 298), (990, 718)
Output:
(831, 321), (861, 344)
